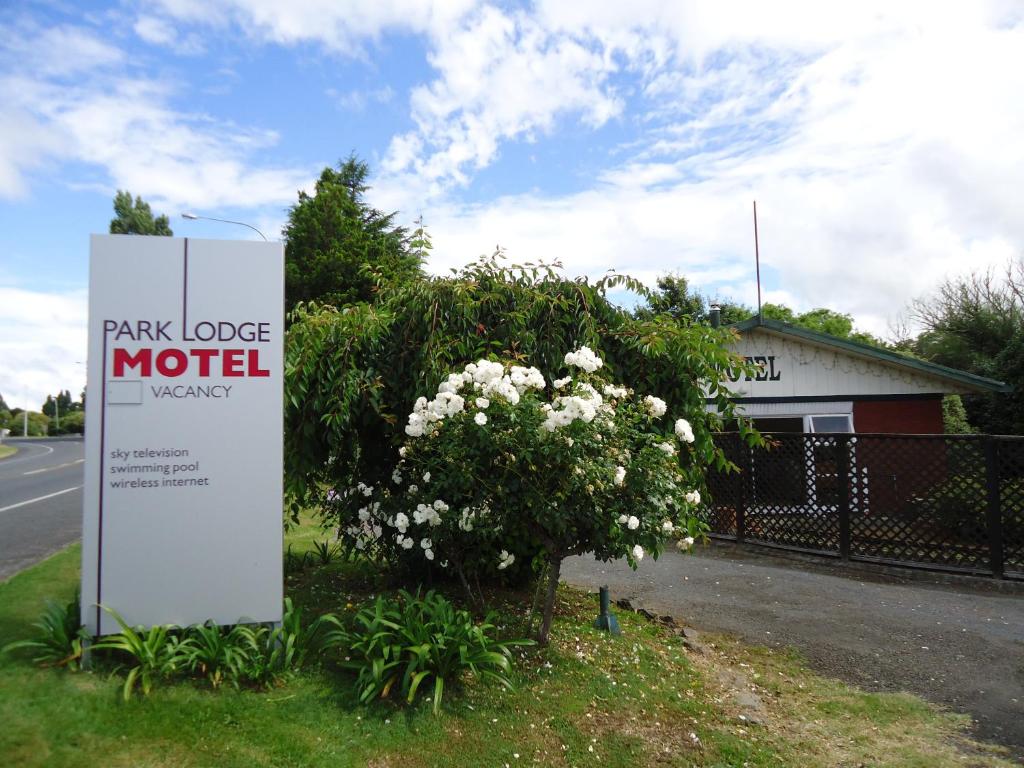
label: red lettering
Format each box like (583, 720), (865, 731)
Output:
(189, 348), (219, 377)
(156, 349), (188, 377)
(111, 346), (270, 377)
(223, 349), (245, 376)
(248, 349), (270, 377)
(112, 348), (152, 377)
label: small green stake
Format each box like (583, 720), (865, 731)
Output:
(593, 585), (621, 635)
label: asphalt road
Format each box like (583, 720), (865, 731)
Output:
(563, 544), (1024, 758)
(0, 437), (84, 581)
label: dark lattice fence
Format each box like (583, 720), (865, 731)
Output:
(704, 432), (1024, 580)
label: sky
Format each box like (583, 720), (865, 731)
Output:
(1, 1), (1023, 411)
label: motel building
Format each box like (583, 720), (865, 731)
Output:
(714, 314), (1009, 435)
(702, 313), (1021, 579)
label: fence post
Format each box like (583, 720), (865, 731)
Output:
(736, 434), (747, 544)
(984, 437), (1004, 579)
(838, 436), (851, 560)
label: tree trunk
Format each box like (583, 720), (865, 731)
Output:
(526, 561), (549, 635)
(536, 555), (563, 646)
(454, 562), (482, 613)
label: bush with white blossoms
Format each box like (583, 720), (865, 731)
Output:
(332, 346), (709, 645)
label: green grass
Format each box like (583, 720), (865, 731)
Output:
(0, 444), (17, 460)
(0, 519), (1017, 767)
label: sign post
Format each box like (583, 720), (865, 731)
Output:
(81, 235), (284, 635)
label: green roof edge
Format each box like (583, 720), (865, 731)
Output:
(729, 316), (1011, 394)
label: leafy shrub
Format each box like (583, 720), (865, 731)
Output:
(2, 591), (87, 670)
(8, 597), (345, 697)
(92, 607), (184, 700)
(179, 622), (260, 689)
(330, 589), (532, 714)
(332, 349), (712, 643)
(312, 540), (340, 565)
(285, 255), (757, 529)
(247, 597), (342, 684)
(284, 544), (314, 574)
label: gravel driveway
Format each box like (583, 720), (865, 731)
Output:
(562, 542), (1024, 757)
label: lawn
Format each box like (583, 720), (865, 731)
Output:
(0, 519), (1016, 767)
(0, 444), (17, 460)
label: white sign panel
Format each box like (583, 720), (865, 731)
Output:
(82, 235), (283, 636)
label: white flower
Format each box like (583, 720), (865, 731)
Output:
(553, 376), (572, 390)
(644, 396), (667, 418)
(399, 446), (407, 458)
(685, 490), (701, 505)
(497, 550), (516, 570)
(391, 469), (403, 485)
(402, 537), (414, 550)
(656, 441), (676, 456)
(407, 484), (418, 494)
(564, 346), (604, 372)
(475, 397), (490, 409)
(394, 513), (409, 533)
(614, 466), (626, 486)
(661, 520), (674, 534)
(632, 544), (644, 561)
(424, 548), (435, 561)
(358, 507), (370, 522)
(618, 514), (628, 525)
(603, 384), (628, 398)
(676, 536), (695, 552)
(474, 412), (487, 426)
(420, 538), (432, 550)
(423, 471), (431, 483)
(405, 413), (425, 437)
(675, 418), (695, 443)
(510, 365), (546, 393)
(627, 515), (640, 530)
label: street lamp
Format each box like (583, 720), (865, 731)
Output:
(181, 212), (268, 241)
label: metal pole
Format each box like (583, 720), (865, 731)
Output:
(23, 409), (28, 437)
(753, 201), (762, 321)
(181, 213), (268, 241)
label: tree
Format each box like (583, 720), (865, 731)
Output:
(639, 275), (750, 325)
(109, 191), (173, 236)
(910, 258), (1024, 434)
(42, 390), (74, 419)
(285, 255), (760, 641)
(4, 410), (50, 437)
(284, 156), (422, 312)
(643, 276), (884, 345)
(333, 353), (709, 644)
(53, 410), (85, 435)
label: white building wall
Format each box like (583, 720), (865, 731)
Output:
(725, 328), (969, 399)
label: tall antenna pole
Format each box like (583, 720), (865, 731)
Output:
(753, 200), (763, 321)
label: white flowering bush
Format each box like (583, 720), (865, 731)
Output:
(331, 346), (707, 644)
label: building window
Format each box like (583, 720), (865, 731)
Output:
(807, 414), (853, 433)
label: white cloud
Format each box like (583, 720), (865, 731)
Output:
(326, 85), (394, 112)
(133, 14), (205, 54)
(148, 0), (477, 52)
(0, 24), (312, 209)
(0, 287), (88, 412)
